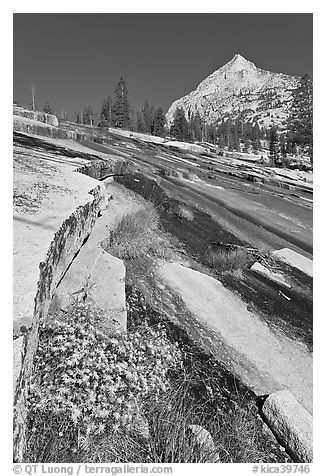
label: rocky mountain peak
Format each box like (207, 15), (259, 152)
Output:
(166, 54), (298, 129)
(225, 53), (256, 71)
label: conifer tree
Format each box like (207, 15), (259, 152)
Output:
(189, 111), (203, 142)
(100, 96), (113, 125)
(140, 101), (154, 134)
(136, 111), (145, 133)
(82, 106), (94, 126)
(74, 112), (81, 124)
(43, 102), (52, 114)
(252, 123), (262, 151)
(207, 124), (218, 144)
(231, 124), (240, 151)
(243, 134), (250, 152)
(288, 74), (313, 158)
(153, 107), (165, 137)
(226, 120), (234, 150)
(269, 127), (279, 165)
(112, 78), (131, 129)
(217, 118), (228, 149)
(170, 107), (189, 141)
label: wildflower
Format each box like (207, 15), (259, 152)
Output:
(97, 423), (106, 434)
(71, 406), (82, 424)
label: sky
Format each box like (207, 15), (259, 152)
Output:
(13, 13), (313, 119)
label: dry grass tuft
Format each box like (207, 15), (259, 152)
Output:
(206, 248), (255, 274)
(104, 202), (174, 260)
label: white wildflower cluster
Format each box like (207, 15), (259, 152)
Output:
(28, 303), (182, 438)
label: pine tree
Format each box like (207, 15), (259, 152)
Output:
(269, 127), (279, 165)
(226, 120), (234, 150)
(112, 78), (131, 129)
(136, 111), (145, 133)
(43, 102), (52, 114)
(128, 108), (137, 132)
(207, 124), (218, 144)
(82, 106), (94, 126)
(280, 143), (287, 162)
(141, 101), (154, 134)
(74, 112), (81, 124)
(170, 108), (189, 141)
(252, 123), (262, 151)
(286, 134), (296, 155)
(231, 124), (240, 151)
(100, 96), (113, 125)
(243, 136), (250, 152)
(153, 107), (165, 137)
(217, 118), (228, 149)
(189, 111), (203, 142)
(288, 74), (313, 158)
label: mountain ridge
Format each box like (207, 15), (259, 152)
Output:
(166, 54), (299, 130)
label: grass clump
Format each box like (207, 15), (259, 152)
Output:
(144, 380), (271, 463)
(104, 203), (175, 260)
(25, 302), (182, 462)
(205, 247), (255, 274)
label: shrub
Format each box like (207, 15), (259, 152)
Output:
(25, 302), (182, 462)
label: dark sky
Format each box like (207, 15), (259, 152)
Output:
(13, 13), (313, 119)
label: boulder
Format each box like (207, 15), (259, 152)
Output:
(250, 261), (291, 288)
(262, 390), (313, 462)
(273, 248), (313, 278)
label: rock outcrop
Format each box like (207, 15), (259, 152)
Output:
(13, 127), (128, 461)
(14, 105), (59, 127)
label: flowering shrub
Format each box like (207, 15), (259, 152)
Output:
(27, 302), (182, 440)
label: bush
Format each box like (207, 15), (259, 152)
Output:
(25, 302), (181, 462)
(105, 203), (173, 260)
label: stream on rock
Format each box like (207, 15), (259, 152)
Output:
(115, 173), (313, 349)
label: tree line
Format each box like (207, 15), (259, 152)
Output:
(38, 72), (312, 162)
(170, 107), (264, 151)
(74, 78), (166, 137)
